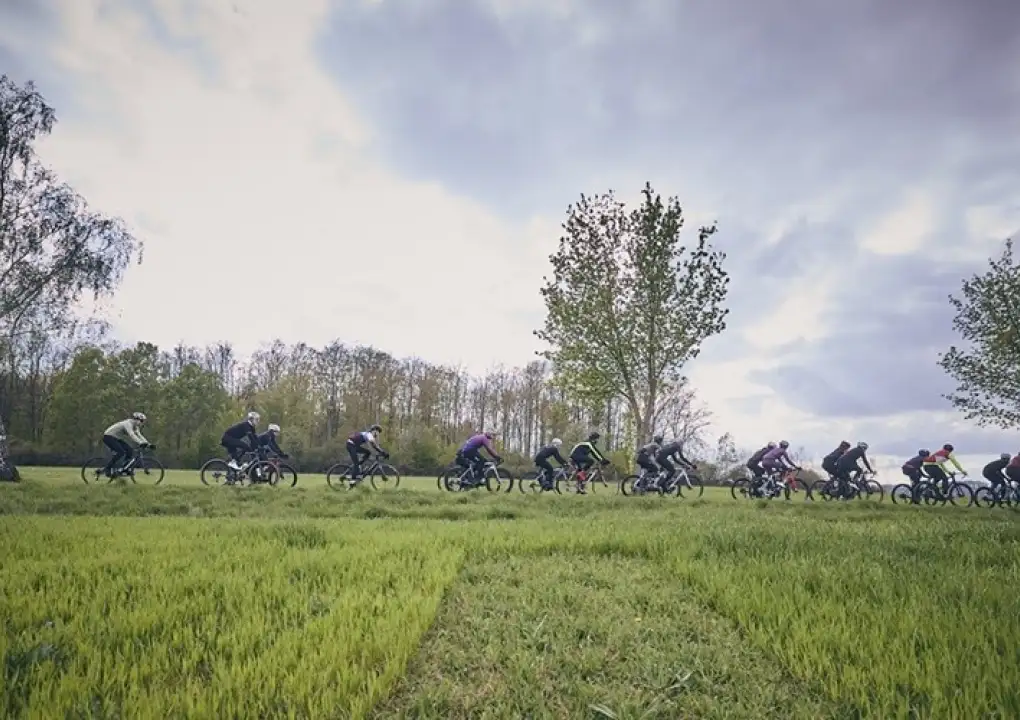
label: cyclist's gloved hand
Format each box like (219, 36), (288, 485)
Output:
(601, 459), (610, 466)
(381, 452), (390, 459)
(148, 444), (156, 450)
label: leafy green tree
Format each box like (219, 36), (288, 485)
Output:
(938, 239), (1020, 427)
(536, 183), (730, 445)
(157, 363), (230, 464)
(45, 347), (118, 455)
(0, 75), (141, 478)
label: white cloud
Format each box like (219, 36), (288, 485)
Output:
(742, 281), (835, 351)
(26, 0), (557, 374)
(859, 188), (935, 255)
(966, 204), (1020, 243)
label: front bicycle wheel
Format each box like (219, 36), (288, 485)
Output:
(80, 457), (110, 484)
(200, 459), (233, 486)
(556, 471), (578, 495)
(369, 464), (400, 490)
(483, 467), (506, 492)
(133, 456), (166, 485)
(730, 478), (750, 500)
(679, 474), (704, 499)
(865, 480), (884, 502)
(947, 482), (974, 507)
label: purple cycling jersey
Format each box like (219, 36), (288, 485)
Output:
(762, 447), (791, 465)
(461, 433), (496, 454)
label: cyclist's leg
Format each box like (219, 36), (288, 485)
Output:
(637, 456), (657, 487)
(656, 456), (675, 488)
(536, 458), (554, 488)
(221, 435), (246, 467)
(346, 440), (362, 477)
(574, 458), (593, 492)
(927, 465), (948, 492)
(102, 435), (127, 473)
(358, 446), (372, 477)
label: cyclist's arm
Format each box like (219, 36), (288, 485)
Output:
(553, 449), (567, 466)
(127, 425), (149, 446)
(481, 438), (501, 460)
(589, 444), (607, 463)
(948, 453), (966, 474)
(268, 436), (285, 454)
(862, 454), (875, 473)
(371, 441), (387, 455)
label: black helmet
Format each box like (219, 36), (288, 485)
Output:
(918, 449), (930, 457)
(1001, 452), (1011, 461)
(943, 443), (954, 453)
(588, 431), (600, 441)
(652, 434), (663, 444)
(779, 440), (790, 448)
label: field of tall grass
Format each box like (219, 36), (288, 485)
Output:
(2, 467), (1018, 718)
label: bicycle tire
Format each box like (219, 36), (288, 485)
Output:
(251, 460), (298, 487)
(784, 476), (812, 500)
(865, 480), (884, 502)
(974, 486), (998, 508)
(914, 481), (944, 506)
(80, 457), (107, 484)
(730, 478), (750, 500)
(947, 482), (974, 507)
(325, 463), (356, 489)
(200, 459), (233, 486)
(817, 479), (840, 501)
(620, 475), (641, 496)
(679, 474), (704, 499)
(890, 483), (917, 505)
(369, 463), (400, 490)
(133, 456), (166, 485)
(556, 471), (579, 495)
(484, 466), (507, 492)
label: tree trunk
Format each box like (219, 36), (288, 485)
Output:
(0, 415), (19, 481)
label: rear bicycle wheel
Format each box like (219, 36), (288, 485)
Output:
(974, 486), (998, 508)
(133, 456), (166, 485)
(80, 457), (111, 484)
(200, 459), (233, 486)
(325, 463), (356, 490)
(890, 483), (918, 505)
(915, 481), (945, 506)
(730, 478), (750, 500)
(369, 464), (400, 490)
(620, 475), (641, 496)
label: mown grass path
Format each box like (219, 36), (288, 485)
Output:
(2, 467), (1019, 718)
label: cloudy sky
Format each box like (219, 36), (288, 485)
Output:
(3, 0), (1019, 469)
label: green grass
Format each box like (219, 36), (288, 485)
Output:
(2, 466), (1019, 718)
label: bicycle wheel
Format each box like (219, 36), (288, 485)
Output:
(915, 481), (945, 506)
(784, 476), (812, 500)
(556, 470), (579, 495)
(133, 456), (166, 485)
(325, 463), (357, 490)
(679, 474), (704, 499)
(890, 483), (917, 505)
(369, 464), (400, 490)
(500, 468), (516, 493)
(865, 480), (884, 502)
(484, 466), (508, 492)
(200, 459), (233, 486)
(947, 482), (974, 507)
(589, 465), (615, 493)
(80, 457), (109, 484)
(817, 479), (841, 501)
(973, 487), (999, 508)
(620, 475), (641, 496)
(729, 478), (750, 500)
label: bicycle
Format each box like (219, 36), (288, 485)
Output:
(816, 470), (883, 502)
(443, 459), (510, 492)
(890, 470), (931, 505)
(562, 461), (617, 494)
(325, 454), (400, 490)
(521, 466), (566, 494)
(200, 450), (281, 487)
(252, 452), (299, 487)
(81, 445), (165, 485)
(974, 477), (1020, 508)
(621, 465), (703, 498)
(913, 471), (974, 507)
(730, 467), (799, 501)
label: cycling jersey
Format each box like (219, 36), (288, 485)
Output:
(762, 446), (794, 467)
(348, 431), (375, 446)
(823, 445), (848, 463)
(747, 446), (769, 466)
(570, 441), (606, 463)
(258, 431), (285, 456)
(224, 420), (258, 442)
(922, 448), (965, 474)
(636, 442), (660, 458)
(461, 433), (498, 455)
(836, 446), (873, 472)
(104, 419), (148, 446)
(983, 458), (1009, 477)
(656, 441), (692, 465)
(534, 444), (567, 465)
(902, 453), (927, 470)
(1010, 455), (1020, 469)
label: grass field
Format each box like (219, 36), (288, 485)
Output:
(2, 467), (1019, 718)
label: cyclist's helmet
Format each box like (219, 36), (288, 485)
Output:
(653, 434), (664, 444)
(779, 440), (790, 448)
(551, 438), (562, 447)
(857, 441), (868, 450)
(767, 441), (777, 449)
(1002, 452), (1011, 461)
(588, 431), (600, 442)
(268, 423), (281, 433)
(943, 443), (954, 453)
(246, 411), (260, 425)
(370, 424), (382, 433)
(839, 440), (851, 448)
(132, 412), (147, 423)
(918, 449), (930, 457)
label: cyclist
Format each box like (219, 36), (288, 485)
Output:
(654, 437), (697, 491)
(821, 441), (850, 478)
(746, 442), (775, 481)
(221, 411), (260, 470)
(257, 423), (289, 460)
(922, 444), (967, 491)
(570, 431), (609, 494)
(457, 431), (502, 486)
(635, 435), (663, 489)
(901, 449), (930, 485)
(101, 412), (152, 476)
(1006, 454), (1020, 487)
(981, 453), (1011, 494)
(347, 424), (387, 480)
(762, 440), (800, 479)
(533, 438), (567, 490)
(834, 441), (874, 496)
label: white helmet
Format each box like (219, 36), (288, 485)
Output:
(268, 423), (280, 433)
(551, 438), (562, 447)
(132, 412), (147, 423)
(247, 411), (260, 425)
